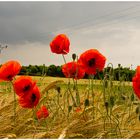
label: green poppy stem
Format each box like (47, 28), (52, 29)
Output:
(73, 78), (80, 106)
(13, 91), (16, 125)
(62, 54), (77, 110)
(62, 54), (67, 64)
(90, 75), (95, 119)
(32, 107), (37, 138)
(10, 81), (16, 126)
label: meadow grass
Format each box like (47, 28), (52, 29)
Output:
(0, 76), (140, 138)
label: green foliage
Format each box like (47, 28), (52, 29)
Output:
(47, 65), (57, 76)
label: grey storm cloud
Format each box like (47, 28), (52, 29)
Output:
(1, 1), (140, 68)
(0, 1), (139, 45)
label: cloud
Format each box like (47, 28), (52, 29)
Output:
(0, 2), (64, 44)
(63, 23), (140, 68)
(1, 23), (140, 69)
(0, 2), (140, 68)
(0, 2), (137, 44)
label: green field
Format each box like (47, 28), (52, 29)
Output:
(0, 76), (140, 138)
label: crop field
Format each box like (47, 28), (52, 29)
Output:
(0, 75), (140, 139)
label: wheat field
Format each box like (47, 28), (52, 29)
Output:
(0, 76), (140, 139)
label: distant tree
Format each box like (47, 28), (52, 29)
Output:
(47, 65), (57, 76)
(19, 66), (27, 75)
(29, 65), (38, 75)
(56, 66), (64, 77)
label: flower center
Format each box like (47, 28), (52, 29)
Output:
(70, 71), (76, 77)
(23, 85), (30, 92)
(31, 93), (36, 103)
(88, 58), (95, 67)
(7, 75), (13, 80)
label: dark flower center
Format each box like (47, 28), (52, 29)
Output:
(23, 85), (30, 92)
(7, 75), (13, 80)
(71, 72), (76, 76)
(88, 58), (95, 67)
(31, 93), (36, 103)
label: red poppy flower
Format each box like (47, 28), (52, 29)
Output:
(0, 60), (21, 81)
(62, 62), (85, 79)
(75, 107), (82, 113)
(132, 66), (140, 99)
(13, 76), (36, 97)
(18, 85), (40, 108)
(78, 49), (106, 75)
(50, 34), (70, 54)
(36, 106), (49, 120)
(135, 66), (140, 76)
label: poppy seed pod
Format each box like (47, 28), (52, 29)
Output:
(72, 53), (77, 61)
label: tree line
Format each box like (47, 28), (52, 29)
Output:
(19, 64), (135, 81)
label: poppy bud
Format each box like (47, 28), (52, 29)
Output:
(68, 106), (72, 113)
(84, 99), (90, 106)
(72, 53), (77, 61)
(105, 102), (108, 108)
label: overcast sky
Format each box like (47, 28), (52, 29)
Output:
(0, 1), (140, 69)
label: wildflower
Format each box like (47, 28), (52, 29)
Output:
(75, 107), (82, 113)
(135, 66), (140, 76)
(13, 76), (36, 97)
(132, 66), (140, 99)
(36, 106), (49, 119)
(18, 85), (40, 108)
(50, 34), (70, 54)
(62, 62), (85, 79)
(0, 60), (21, 81)
(78, 49), (106, 75)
